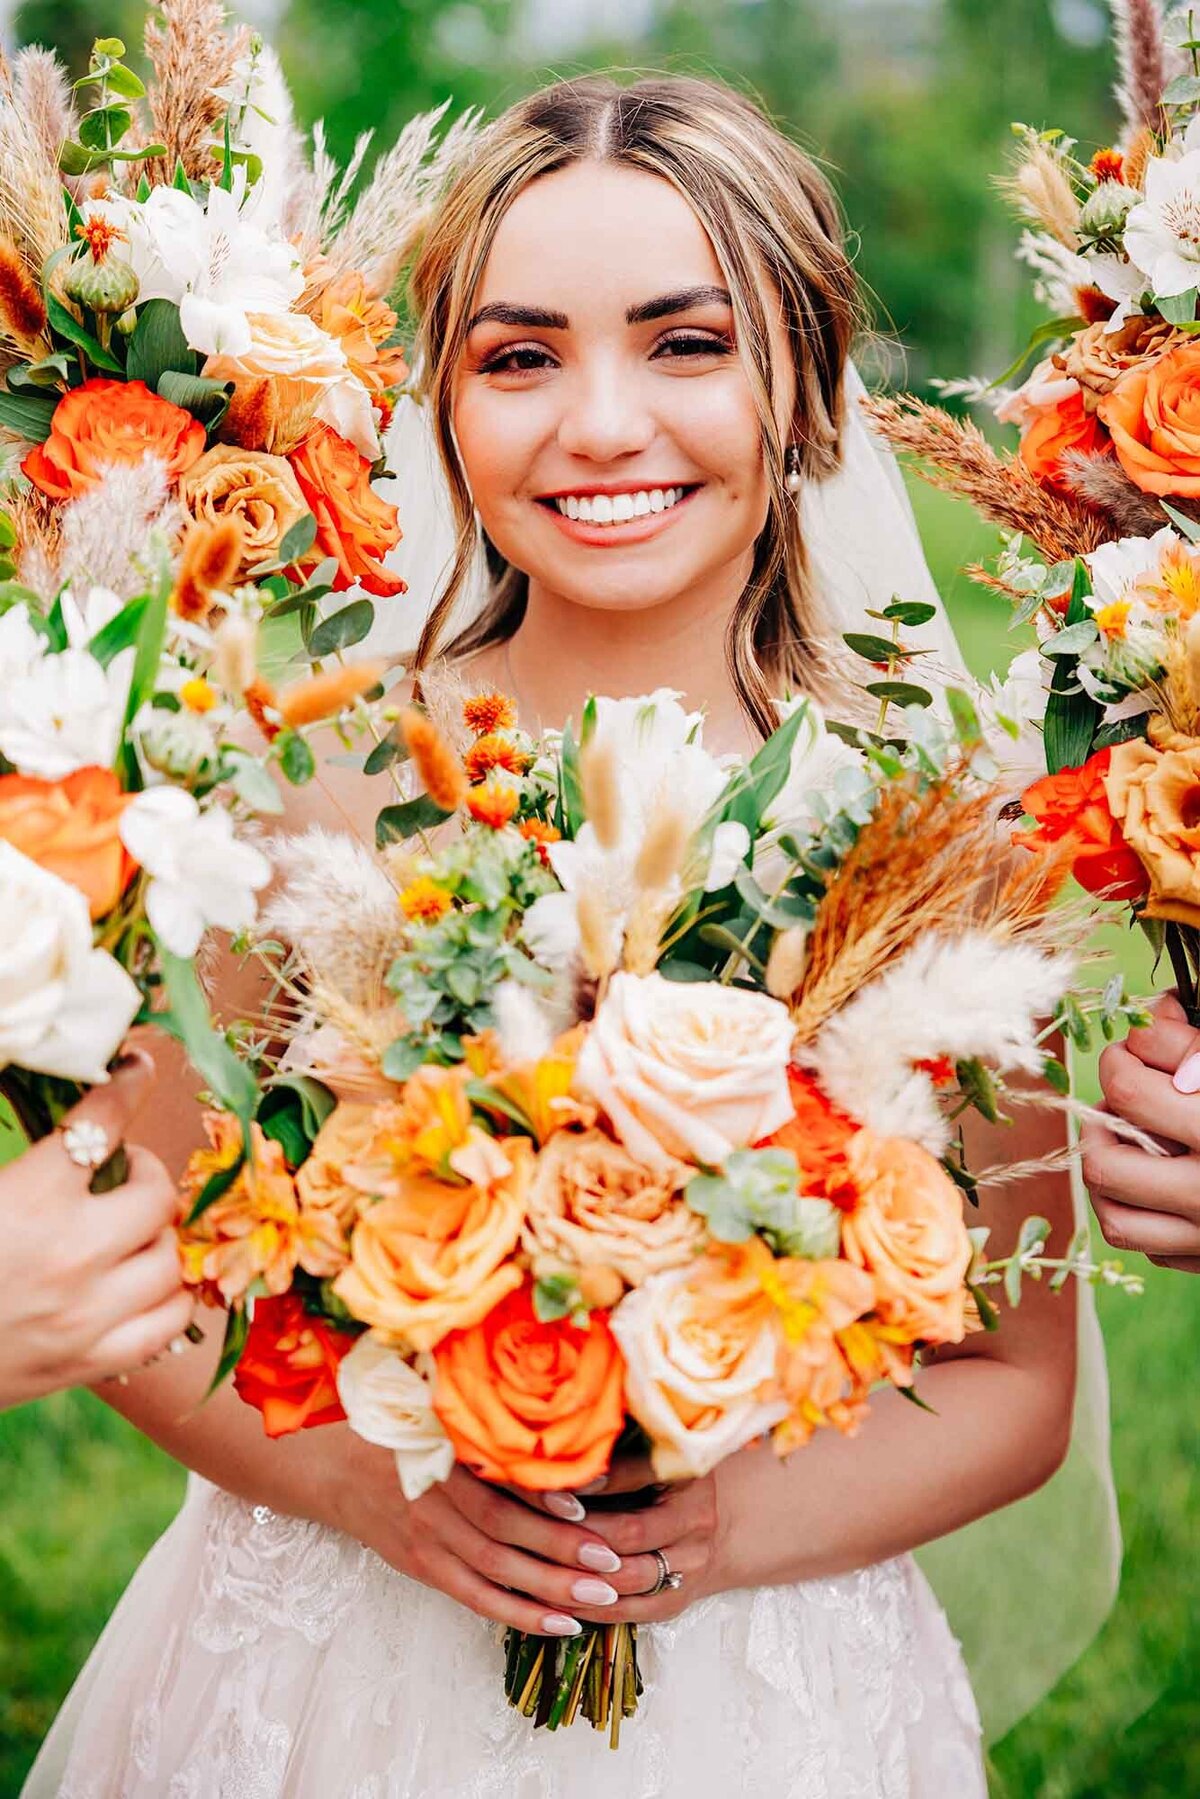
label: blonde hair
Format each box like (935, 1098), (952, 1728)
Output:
(408, 72), (862, 738)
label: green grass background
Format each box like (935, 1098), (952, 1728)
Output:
(1, 486), (1197, 1795)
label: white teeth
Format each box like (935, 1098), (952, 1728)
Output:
(553, 486), (688, 524)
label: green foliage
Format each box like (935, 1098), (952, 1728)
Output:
(685, 1148), (842, 1259)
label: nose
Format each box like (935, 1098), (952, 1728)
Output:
(554, 357), (656, 464)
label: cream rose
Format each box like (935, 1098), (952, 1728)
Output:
(336, 1335), (455, 1502)
(0, 842), (140, 1082)
(573, 972), (795, 1173)
(180, 444), (308, 569)
(523, 1127), (704, 1293)
(206, 311), (348, 385)
(1102, 731), (1200, 929)
(610, 1248), (789, 1479)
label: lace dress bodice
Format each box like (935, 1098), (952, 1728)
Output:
(24, 1474), (985, 1799)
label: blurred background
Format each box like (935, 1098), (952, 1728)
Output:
(0, 1), (1197, 1793)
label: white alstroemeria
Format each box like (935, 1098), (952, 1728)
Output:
(0, 603), (47, 686)
(58, 583), (124, 647)
(315, 374), (382, 462)
(115, 181), (304, 359)
(985, 648), (1048, 732)
(1090, 253), (1151, 334)
(526, 691), (746, 972)
(120, 787), (271, 957)
(1124, 150), (1200, 301)
(336, 1337), (455, 1502)
(0, 844), (141, 1083)
(753, 696), (871, 890)
(0, 646), (131, 779)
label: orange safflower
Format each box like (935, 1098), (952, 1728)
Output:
(399, 874), (452, 923)
(233, 1293), (357, 1438)
(276, 661), (386, 729)
(462, 690), (517, 736)
(399, 707), (468, 813)
(432, 1284), (626, 1490)
(466, 775), (520, 829)
(23, 379), (206, 501)
(1013, 746), (1150, 902)
(288, 421), (406, 599)
(0, 766), (134, 919)
(463, 732), (531, 784)
(1090, 147), (1125, 184)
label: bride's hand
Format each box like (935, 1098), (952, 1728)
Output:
(334, 1441), (633, 1636)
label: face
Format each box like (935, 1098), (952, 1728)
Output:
(452, 160), (797, 618)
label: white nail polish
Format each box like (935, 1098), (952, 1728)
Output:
(541, 1612), (583, 1636)
(578, 1543), (622, 1574)
(544, 1492), (586, 1522)
(572, 1577), (619, 1606)
(1174, 1051), (1200, 1094)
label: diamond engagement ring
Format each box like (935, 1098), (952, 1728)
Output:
(648, 1548), (684, 1596)
(60, 1120), (113, 1171)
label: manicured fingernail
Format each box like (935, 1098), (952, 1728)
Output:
(578, 1542), (622, 1574)
(578, 1476), (608, 1495)
(1173, 1052), (1200, 1093)
(541, 1613), (583, 1636)
(544, 1492), (586, 1522)
(571, 1577), (618, 1606)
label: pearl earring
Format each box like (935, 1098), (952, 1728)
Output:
(785, 444), (803, 494)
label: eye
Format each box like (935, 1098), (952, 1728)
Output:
(477, 344), (556, 376)
(653, 331), (734, 360)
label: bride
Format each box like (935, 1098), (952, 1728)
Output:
(27, 72), (1107, 1798)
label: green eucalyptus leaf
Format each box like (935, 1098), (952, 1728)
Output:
(277, 512), (319, 566)
(103, 63), (146, 100)
(276, 728), (316, 786)
(844, 630), (904, 664)
(381, 1035), (428, 1083)
(78, 105), (133, 152)
(364, 730), (411, 776)
(306, 599), (375, 658)
(863, 680), (934, 708)
(376, 793), (453, 847)
(880, 600), (938, 626)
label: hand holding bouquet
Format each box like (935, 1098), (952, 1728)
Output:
(183, 679), (1137, 1743)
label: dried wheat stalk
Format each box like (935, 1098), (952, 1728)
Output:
(861, 393), (1111, 562)
(143, 0), (250, 185)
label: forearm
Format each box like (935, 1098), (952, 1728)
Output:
(714, 1351), (1073, 1591)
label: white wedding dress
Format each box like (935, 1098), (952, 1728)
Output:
(25, 1472), (985, 1798)
(23, 382), (1117, 1799)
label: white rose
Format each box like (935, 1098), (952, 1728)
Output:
(336, 1336), (455, 1501)
(120, 787), (271, 958)
(0, 843), (140, 1082)
(0, 646), (131, 779)
(573, 971), (795, 1172)
(610, 1260), (788, 1479)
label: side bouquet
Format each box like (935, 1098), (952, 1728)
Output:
(181, 680), (1138, 1744)
(863, 0), (1200, 1026)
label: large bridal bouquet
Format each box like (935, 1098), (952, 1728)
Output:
(864, 0), (1200, 1025)
(0, 0), (460, 1163)
(181, 678), (1137, 1744)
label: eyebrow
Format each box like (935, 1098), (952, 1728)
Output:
(465, 284), (733, 333)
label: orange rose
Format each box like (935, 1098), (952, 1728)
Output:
(0, 766), (134, 919)
(757, 1067), (859, 1200)
(22, 378), (206, 500)
(233, 1293), (357, 1438)
(178, 1113), (347, 1306)
(1099, 343), (1200, 497)
(288, 421), (405, 599)
(1019, 386), (1111, 490)
(840, 1131), (972, 1344)
(333, 1137), (531, 1351)
(432, 1284), (626, 1489)
(1013, 747), (1150, 902)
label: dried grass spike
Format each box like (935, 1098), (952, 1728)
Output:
(143, 0), (251, 185)
(174, 517), (244, 619)
(579, 738), (621, 850)
(0, 236), (46, 347)
(13, 48), (77, 177)
(221, 377), (278, 453)
(400, 706), (468, 812)
(1002, 141), (1080, 249)
(1109, 0), (1172, 139)
(279, 662), (387, 729)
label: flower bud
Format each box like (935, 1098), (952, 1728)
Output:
(139, 709), (218, 784)
(62, 251), (140, 316)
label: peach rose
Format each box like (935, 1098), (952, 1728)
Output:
(180, 444), (309, 572)
(315, 273), (410, 396)
(0, 766), (134, 919)
(610, 1244), (790, 1480)
(22, 378), (206, 501)
(288, 421), (405, 599)
(432, 1284), (626, 1490)
(1102, 733), (1200, 928)
(1018, 386), (1111, 490)
(1099, 342), (1200, 497)
(573, 971), (796, 1175)
(523, 1126), (704, 1294)
(178, 1113), (347, 1306)
(840, 1131), (971, 1344)
(332, 1137), (531, 1351)
(1060, 315), (1186, 413)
